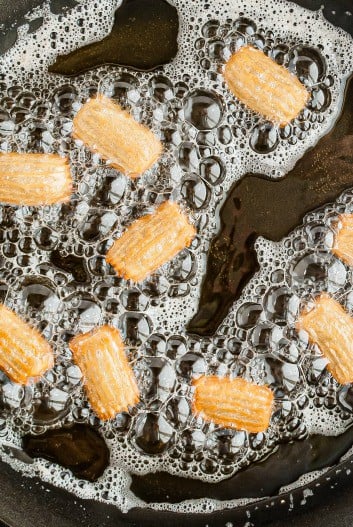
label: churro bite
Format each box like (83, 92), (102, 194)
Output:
(332, 213), (353, 266)
(0, 153), (72, 206)
(72, 94), (162, 178)
(224, 46), (309, 126)
(297, 294), (353, 384)
(0, 303), (54, 384)
(69, 326), (139, 420)
(192, 375), (274, 433)
(106, 201), (196, 283)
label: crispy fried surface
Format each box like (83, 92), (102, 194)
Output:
(0, 303), (54, 384)
(332, 213), (353, 266)
(297, 294), (353, 384)
(70, 326), (139, 420)
(0, 153), (72, 206)
(106, 201), (196, 282)
(224, 46), (309, 126)
(73, 95), (162, 178)
(192, 375), (274, 433)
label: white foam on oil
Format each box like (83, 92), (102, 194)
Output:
(0, 0), (353, 517)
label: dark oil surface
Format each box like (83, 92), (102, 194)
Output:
(188, 75), (353, 336)
(22, 424), (110, 482)
(49, 0), (179, 75)
(131, 425), (353, 502)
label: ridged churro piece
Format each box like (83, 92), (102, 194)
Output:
(106, 201), (196, 282)
(297, 294), (353, 384)
(192, 376), (274, 433)
(73, 95), (162, 178)
(69, 326), (139, 420)
(224, 46), (309, 126)
(0, 304), (54, 384)
(332, 214), (353, 266)
(0, 153), (72, 206)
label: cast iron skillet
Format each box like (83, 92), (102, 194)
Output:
(0, 1), (353, 526)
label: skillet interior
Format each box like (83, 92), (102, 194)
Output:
(0, 1), (353, 526)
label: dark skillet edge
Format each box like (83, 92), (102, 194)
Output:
(0, 1), (353, 527)
(2, 449), (353, 527)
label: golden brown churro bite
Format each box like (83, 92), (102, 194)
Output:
(0, 303), (54, 384)
(69, 326), (139, 420)
(192, 376), (274, 433)
(332, 214), (353, 266)
(106, 201), (196, 282)
(72, 94), (162, 178)
(297, 294), (353, 384)
(0, 153), (72, 206)
(224, 46), (309, 126)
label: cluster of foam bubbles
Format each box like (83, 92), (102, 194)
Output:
(198, 19), (335, 153)
(0, 0), (353, 517)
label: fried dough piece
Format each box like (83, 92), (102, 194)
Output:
(224, 46), (309, 126)
(0, 304), (54, 384)
(0, 153), (72, 206)
(70, 326), (139, 420)
(332, 214), (353, 266)
(72, 95), (162, 178)
(106, 201), (196, 282)
(297, 294), (353, 384)
(192, 375), (274, 433)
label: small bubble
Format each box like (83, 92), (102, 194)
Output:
(99, 72), (138, 100)
(120, 312), (153, 346)
(183, 90), (223, 130)
(120, 288), (149, 311)
(234, 17), (257, 36)
(199, 156), (225, 185)
(181, 176), (211, 210)
(206, 39), (225, 60)
(178, 142), (200, 171)
(308, 87), (331, 112)
(201, 20), (220, 38)
(236, 302), (263, 329)
(21, 276), (61, 315)
(0, 111), (15, 136)
(34, 226), (59, 251)
(166, 336), (187, 360)
(289, 252), (346, 293)
(149, 75), (174, 102)
(138, 357), (176, 403)
(288, 45), (326, 86)
(250, 123), (279, 154)
(166, 396), (190, 428)
(176, 353), (207, 380)
(134, 413), (174, 455)
(53, 84), (78, 117)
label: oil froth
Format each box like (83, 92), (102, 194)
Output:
(0, 0), (352, 517)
